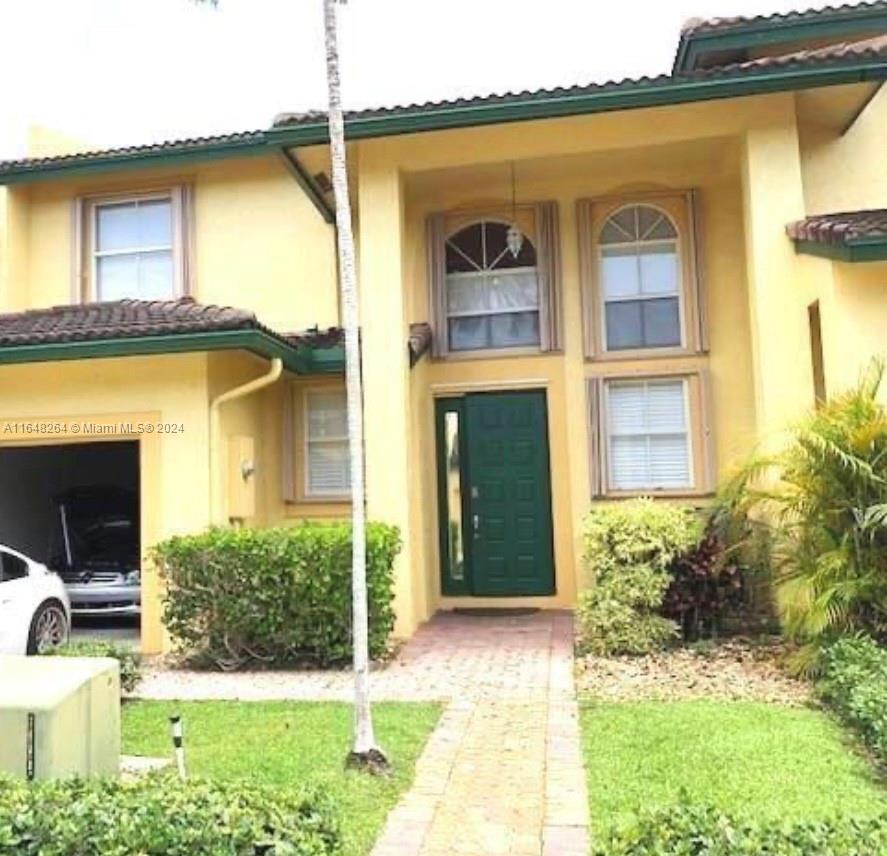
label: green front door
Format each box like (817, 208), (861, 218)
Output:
(436, 390), (555, 597)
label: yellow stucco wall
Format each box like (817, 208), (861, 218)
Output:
(3, 156), (339, 332)
(0, 354), (212, 653)
(0, 84), (884, 649)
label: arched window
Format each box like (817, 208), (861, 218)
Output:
(445, 220), (540, 351)
(599, 204), (681, 351)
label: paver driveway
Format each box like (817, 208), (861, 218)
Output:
(138, 611), (589, 855)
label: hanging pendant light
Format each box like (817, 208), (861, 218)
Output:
(506, 161), (524, 259)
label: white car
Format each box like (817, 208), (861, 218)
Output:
(0, 545), (71, 655)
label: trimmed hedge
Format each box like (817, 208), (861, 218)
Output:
(153, 523), (400, 669)
(0, 774), (340, 855)
(45, 640), (143, 694)
(819, 635), (887, 764)
(594, 802), (887, 855)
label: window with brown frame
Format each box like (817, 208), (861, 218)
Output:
(75, 186), (190, 302)
(586, 370), (716, 498)
(281, 382), (352, 504)
(578, 191), (706, 359)
(426, 202), (562, 358)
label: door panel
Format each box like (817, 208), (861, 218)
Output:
(464, 390), (555, 596)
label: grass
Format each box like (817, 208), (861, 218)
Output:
(581, 700), (886, 835)
(122, 700), (441, 856)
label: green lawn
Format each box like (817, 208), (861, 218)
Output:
(122, 700), (441, 856)
(581, 700), (886, 835)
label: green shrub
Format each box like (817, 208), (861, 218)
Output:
(577, 499), (700, 656)
(0, 774), (340, 855)
(45, 640), (142, 694)
(819, 635), (887, 763)
(595, 801), (887, 855)
(719, 360), (887, 669)
(153, 523), (400, 669)
(662, 525), (747, 641)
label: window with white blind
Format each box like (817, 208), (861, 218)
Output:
(305, 390), (350, 497)
(606, 378), (691, 491)
(445, 220), (541, 351)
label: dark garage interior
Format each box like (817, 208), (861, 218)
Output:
(0, 440), (141, 646)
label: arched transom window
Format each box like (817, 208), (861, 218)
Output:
(445, 220), (540, 352)
(599, 204), (682, 351)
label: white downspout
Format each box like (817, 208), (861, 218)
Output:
(209, 358), (283, 525)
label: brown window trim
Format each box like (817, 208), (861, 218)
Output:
(426, 201), (563, 359)
(281, 379), (352, 505)
(586, 366), (716, 500)
(73, 184), (193, 303)
(578, 188), (707, 361)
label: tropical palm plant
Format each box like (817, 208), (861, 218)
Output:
(718, 359), (887, 671)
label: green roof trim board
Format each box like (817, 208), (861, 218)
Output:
(0, 42), (885, 185)
(674, 1), (887, 72)
(787, 209), (887, 261)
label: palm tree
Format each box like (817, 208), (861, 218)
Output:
(322, 0), (387, 770)
(191, 0), (386, 769)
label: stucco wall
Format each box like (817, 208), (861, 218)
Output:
(2, 155), (339, 334)
(0, 353), (212, 653)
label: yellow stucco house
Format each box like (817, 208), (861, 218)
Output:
(1, 3), (886, 654)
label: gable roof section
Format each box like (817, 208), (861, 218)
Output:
(787, 209), (887, 260)
(0, 297), (343, 373)
(675, 1), (887, 72)
(0, 34), (885, 185)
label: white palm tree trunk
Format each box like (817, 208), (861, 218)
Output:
(322, 0), (382, 761)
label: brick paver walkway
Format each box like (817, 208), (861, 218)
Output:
(138, 611), (589, 855)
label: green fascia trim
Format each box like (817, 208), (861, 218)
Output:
(270, 62), (885, 144)
(1, 61), (885, 185)
(0, 329), (320, 373)
(0, 136), (279, 185)
(794, 239), (887, 262)
(301, 344), (345, 374)
(674, 7), (887, 73)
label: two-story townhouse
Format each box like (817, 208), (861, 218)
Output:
(0, 2), (886, 654)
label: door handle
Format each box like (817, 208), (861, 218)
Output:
(472, 514), (480, 538)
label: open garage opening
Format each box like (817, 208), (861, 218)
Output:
(0, 440), (141, 649)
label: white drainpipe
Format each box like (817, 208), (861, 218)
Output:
(209, 358), (283, 525)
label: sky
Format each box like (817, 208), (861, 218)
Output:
(0, 0), (837, 160)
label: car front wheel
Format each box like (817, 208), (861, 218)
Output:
(27, 600), (69, 655)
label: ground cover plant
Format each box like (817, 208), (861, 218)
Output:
(153, 523), (400, 669)
(122, 700), (440, 856)
(819, 634), (887, 765)
(593, 801), (887, 856)
(580, 699), (886, 837)
(0, 774), (340, 856)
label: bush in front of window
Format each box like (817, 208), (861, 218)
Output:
(576, 498), (700, 656)
(153, 523), (400, 669)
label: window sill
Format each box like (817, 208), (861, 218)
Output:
(434, 346), (559, 363)
(594, 489), (715, 502)
(588, 345), (703, 362)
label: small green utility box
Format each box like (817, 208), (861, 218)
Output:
(0, 655), (120, 780)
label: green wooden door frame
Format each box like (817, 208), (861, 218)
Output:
(435, 389), (555, 597)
